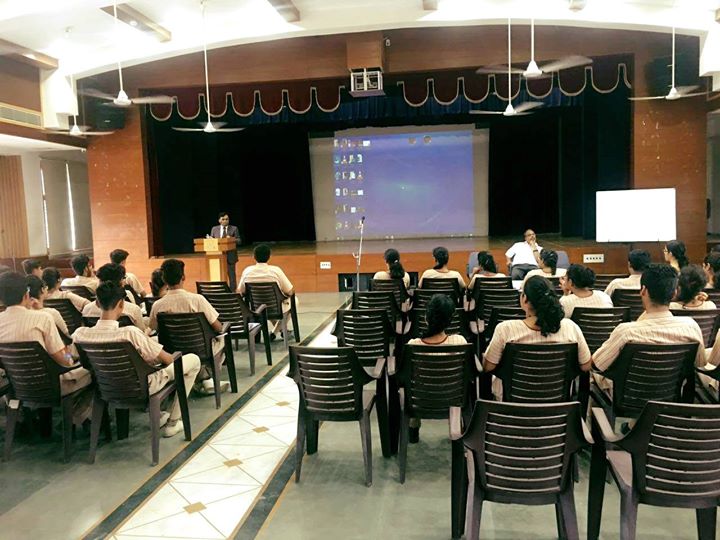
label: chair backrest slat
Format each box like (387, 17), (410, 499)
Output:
(464, 400), (587, 502)
(60, 285), (95, 300)
(487, 307), (526, 340)
(611, 289), (644, 321)
(420, 278), (461, 306)
(335, 309), (391, 368)
(571, 307), (630, 354)
(670, 309), (720, 348)
(400, 344), (473, 419)
(75, 341), (151, 405)
(202, 292), (251, 334)
(352, 291), (400, 323)
(606, 343), (698, 418)
(83, 315), (134, 328)
(496, 343), (579, 403)
(44, 298), (84, 335)
(621, 401), (720, 504)
(245, 282), (285, 318)
(196, 281), (231, 295)
(477, 289), (521, 324)
(0, 342), (61, 405)
(409, 308), (469, 340)
(289, 346), (367, 421)
(157, 312), (214, 359)
(369, 279), (410, 307)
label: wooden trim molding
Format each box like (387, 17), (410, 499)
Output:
(0, 156), (30, 258)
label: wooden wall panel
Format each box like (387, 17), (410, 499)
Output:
(0, 156), (30, 258)
(0, 58), (41, 112)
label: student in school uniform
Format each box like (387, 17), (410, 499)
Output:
(559, 264), (613, 318)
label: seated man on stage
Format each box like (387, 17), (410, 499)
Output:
(73, 282), (201, 438)
(505, 229), (543, 281)
(210, 212), (241, 291)
(149, 259), (229, 395)
(61, 254), (99, 294)
(238, 243), (295, 338)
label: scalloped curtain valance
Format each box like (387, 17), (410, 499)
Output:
(149, 55), (632, 121)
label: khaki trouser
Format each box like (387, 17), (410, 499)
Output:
(148, 353), (202, 421)
(60, 367), (93, 425)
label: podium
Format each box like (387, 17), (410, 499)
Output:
(193, 237), (237, 283)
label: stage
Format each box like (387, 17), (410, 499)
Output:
(166, 235), (666, 293)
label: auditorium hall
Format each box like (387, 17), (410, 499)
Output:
(1, 1), (720, 538)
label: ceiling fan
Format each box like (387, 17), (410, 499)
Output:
(173, 0), (244, 133)
(80, 1), (174, 107)
(47, 115), (114, 137)
(629, 27), (704, 102)
(471, 19), (544, 117)
(476, 19), (592, 78)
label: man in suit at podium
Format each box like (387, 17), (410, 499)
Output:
(210, 212), (240, 290)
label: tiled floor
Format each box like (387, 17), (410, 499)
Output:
(107, 313), (338, 540)
(0, 292), (346, 540)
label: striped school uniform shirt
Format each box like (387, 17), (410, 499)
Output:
(82, 299), (146, 332)
(592, 310), (706, 371)
(484, 318), (591, 367)
(46, 289), (91, 312)
(604, 274), (641, 298)
(560, 290), (613, 318)
(61, 275), (99, 293)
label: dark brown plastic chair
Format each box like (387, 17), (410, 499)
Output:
(467, 277), (513, 314)
(60, 285), (95, 300)
(369, 278), (412, 312)
(494, 343), (581, 404)
(670, 309), (720, 348)
(546, 276), (564, 296)
(157, 313), (237, 408)
(244, 282), (300, 348)
(476, 288), (521, 328)
(288, 345), (379, 487)
(420, 277), (463, 306)
(396, 343), (474, 539)
(588, 401), (720, 540)
(591, 343), (698, 423)
(142, 296), (159, 314)
(124, 284), (143, 305)
(409, 307), (471, 341)
(82, 315), (134, 328)
(705, 288), (720, 306)
(202, 292), (272, 375)
(594, 274), (629, 290)
(611, 289), (644, 321)
(75, 341), (191, 466)
(412, 288), (456, 310)
(335, 308), (395, 457)
(0, 342), (88, 462)
(352, 291), (407, 335)
(485, 306), (526, 341)
(571, 307), (631, 354)
(44, 298), (84, 335)
(463, 400), (592, 540)
(195, 281), (231, 295)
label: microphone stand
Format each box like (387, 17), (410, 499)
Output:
(352, 217), (366, 292)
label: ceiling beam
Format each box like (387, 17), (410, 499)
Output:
(100, 4), (172, 42)
(267, 0), (301, 23)
(0, 38), (58, 70)
(423, 0), (438, 10)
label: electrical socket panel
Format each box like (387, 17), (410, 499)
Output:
(319, 261), (332, 269)
(583, 254), (605, 264)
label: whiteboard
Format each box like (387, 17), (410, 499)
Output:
(596, 188), (676, 242)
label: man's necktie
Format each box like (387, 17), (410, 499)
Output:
(222, 227), (227, 238)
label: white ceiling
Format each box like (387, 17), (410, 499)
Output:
(0, 0), (718, 77)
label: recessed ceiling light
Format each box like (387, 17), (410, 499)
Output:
(129, 20), (138, 27)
